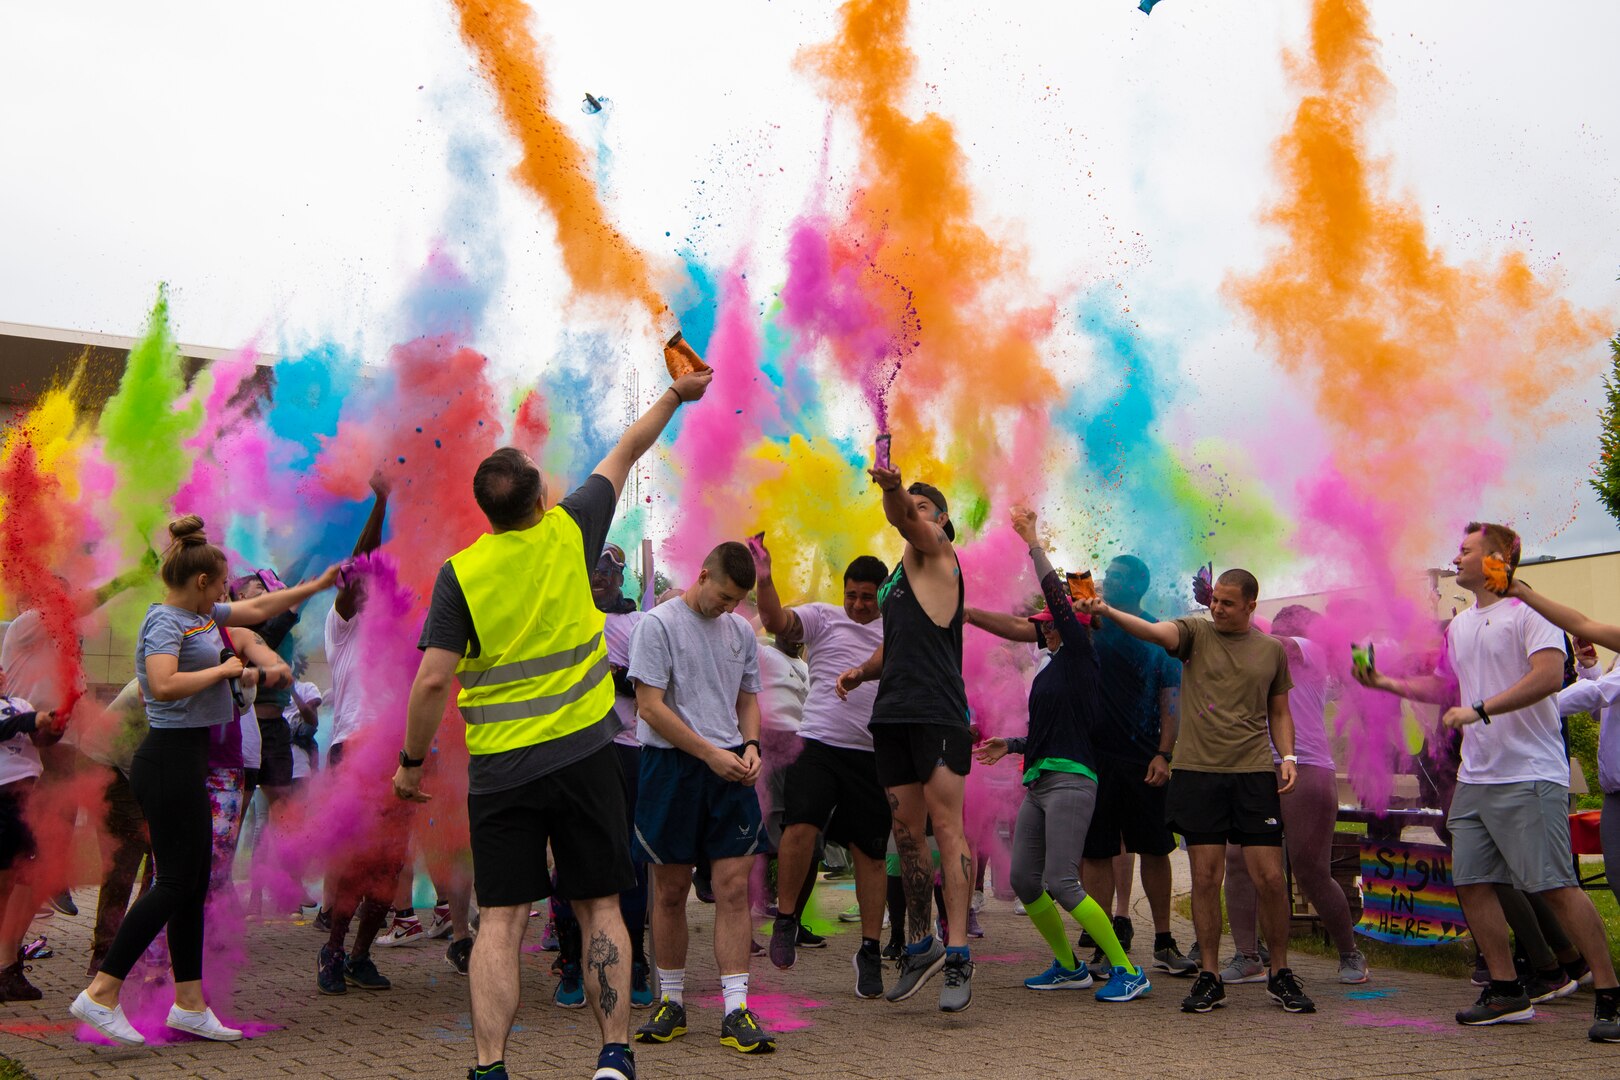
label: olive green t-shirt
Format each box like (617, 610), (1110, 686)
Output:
(1170, 617), (1292, 773)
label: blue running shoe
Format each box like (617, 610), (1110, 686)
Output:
(1024, 959), (1094, 991)
(1095, 965), (1152, 1002)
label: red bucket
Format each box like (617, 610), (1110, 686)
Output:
(1570, 810), (1604, 855)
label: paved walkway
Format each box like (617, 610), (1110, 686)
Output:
(1, 874), (1614, 1079)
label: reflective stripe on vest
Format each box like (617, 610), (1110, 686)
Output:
(448, 510), (614, 756)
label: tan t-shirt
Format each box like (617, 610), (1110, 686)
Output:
(1170, 617), (1292, 773)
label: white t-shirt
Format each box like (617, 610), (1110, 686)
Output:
(285, 681), (322, 780)
(1, 610), (81, 713)
(794, 603), (882, 751)
(1445, 598), (1568, 785)
(757, 644), (809, 734)
(0, 695), (41, 787)
(629, 599), (762, 750)
(241, 702), (262, 769)
(604, 610), (646, 748)
(325, 606), (365, 746)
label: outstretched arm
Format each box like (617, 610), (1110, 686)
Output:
(1077, 597), (1179, 652)
(1504, 581), (1620, 653)
(965, 607), (1039, 643)
(592, 371), (713, 499)
(225, 566), (340, 627)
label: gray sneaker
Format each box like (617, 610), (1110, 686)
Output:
(884, 939), (946, 1002)
(1219, 953), (1267, 984)
(939, 954), (973, 1013)
(1338, 950), (1370, 985)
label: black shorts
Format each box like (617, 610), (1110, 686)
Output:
(468, 742), (637, 907)
(0, 786), (36, 872)
(256, 710), (294, 788)
(871, 723), (973, 788)
(1165, 769), (1283, 847)
(1083, 755), (1177, 860)
(782, 739), (891, 859)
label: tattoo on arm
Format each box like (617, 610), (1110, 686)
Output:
(586, 931), (621, 1017)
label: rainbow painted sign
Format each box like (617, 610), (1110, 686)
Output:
(1355, 841), (1470, 946)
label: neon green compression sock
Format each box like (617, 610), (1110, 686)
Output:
(1072, 894), (1137, 974)
(1023, 893), (1078, 969)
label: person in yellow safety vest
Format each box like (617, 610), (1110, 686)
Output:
(393, 367), (712, 1080)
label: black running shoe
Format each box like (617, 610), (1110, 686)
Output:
(719, 1006), (775, 1054)
(49, 891), (78, 917)
(1180, 971), (1225, 1014)
(1153, 939), (1198, 977)
(446, 936), (473, 977)
(797, 924), (827, 949)
(882, 938), (903, 961)
(317, 944), (347, 996)
(854, 943), (884, 999)
(1266, 968), (1315, 1013)
(0, 953), (41, 1002)
(1456, 985), (1534, 1026)
(1592, 993), (1620, 1043)
(1112, 915), (1134, 955)
(345, 954), (391, 991)
(635, 999), (688, 1044)
(769, 915), (797, 970)
(313, 908), (332, 933)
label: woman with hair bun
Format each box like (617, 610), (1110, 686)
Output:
(70, 516), (339, 1046)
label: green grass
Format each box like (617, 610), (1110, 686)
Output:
(0, 1056), (36, 1080)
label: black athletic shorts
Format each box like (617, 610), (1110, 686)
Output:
(782, 738), (891, 859)
(1083, 755), (1177, 860)
(1164, 768), (1283, 847)
(256, 710), (294, 788)
(0, 785), (36, 872)
(871, 723), (973, 788)
(468, 741), (637, 907)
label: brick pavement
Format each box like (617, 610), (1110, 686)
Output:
(2, 872), (1616, 1079)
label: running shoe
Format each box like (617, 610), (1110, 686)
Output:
(1456, 984), (1534, 1026)
(1095, 966), (1152, 1003)
(1470, 951), (1490, 987)
(838, 904), (862, 923)
(1567, 957), (1595, 988)
(554, 961), (586, 1009)
(1338, 950), (1371, 985)
(70, 990), (144, 1045)
(594, 1044), (637, 1080)
(882, 938), (903, 961)
(854, 943), (884, 999)
(344, 954), (391, 991)
(539, 914), (558, 951)
(693, 868), (715, 904)
(797, 924), (828, 949)
(1013, 900), (1027, 916)
(939, 954), (973, 1013)
(1023, 959), (1093, 991)
(635, 999), (688, 1044)
(446, 936), (473, 976)
(49, 891), (78, 917)
(768, 915), (797, 970)
(1219, 952), (1267, 985)
(312, 908), (332, 933)
(750, 938), (764, 957)
(970, 889), (985, 913)
(631, 961), (654, 1008)
(1525, 971), (1578, 1003)
(965, 909), (984, 939)
(374, 916), (424, 947)
(317, 944), (347, 996)
(22, 936), (51, 960)
(0, 954), (42, 1001)
(467, 1067), (508, 1080)
(720, 1006), (776, 1053)
(1180, 971), (1226, 1014)
(885, 939), (946, 1002)
(1153, 939), (1198, 977)
(427, 906), (454, 940)
(1591, 993), (1620, 1043)
(1266, 968), (1316, 1013)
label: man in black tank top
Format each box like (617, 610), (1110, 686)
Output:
(836, 469), (974, 1014)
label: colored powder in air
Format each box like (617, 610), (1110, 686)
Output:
(449, 0), (665, 321)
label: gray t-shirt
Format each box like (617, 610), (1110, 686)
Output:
(629, 599), (761, 751)
(137, 602), (235, 729)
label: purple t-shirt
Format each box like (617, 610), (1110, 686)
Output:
(1275, 637), (1332, 769)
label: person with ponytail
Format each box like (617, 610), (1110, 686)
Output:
(70, 516), (338, 1047)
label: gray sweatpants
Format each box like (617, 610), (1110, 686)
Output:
(1010, 771), (1098, 910)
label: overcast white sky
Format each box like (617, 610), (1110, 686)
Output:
(3, 1), (1618, 565)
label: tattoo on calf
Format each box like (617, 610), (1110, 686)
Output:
(961, 853), (973, 885)
(893, 821), (932, 945)
(586, 932), (621, 1017)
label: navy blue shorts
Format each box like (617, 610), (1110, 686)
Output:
(634, 745), (764, 865)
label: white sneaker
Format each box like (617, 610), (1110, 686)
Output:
(166, 1005), (243, 1041)
(971, 890), (986, 914)
(426, 909), (454, 940)
(70, 990), (145, 1046)
(1014, 900), (1027, 916)
(375, 917), (425, 946)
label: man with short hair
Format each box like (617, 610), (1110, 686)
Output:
(837, 471), (975, 1013)
(629, 542), (775, 1055)
(1079, 554), (1192, 978)
(753, 540), (891, 998)
(393, 367), (711, 1080)
(1078, 567), (1315, 1015)
(1359, 522), (1620, 1039)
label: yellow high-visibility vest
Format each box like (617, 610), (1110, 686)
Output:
(447, 511), (613, 755)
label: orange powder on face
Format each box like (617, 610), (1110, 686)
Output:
(450, 0), (664, 320)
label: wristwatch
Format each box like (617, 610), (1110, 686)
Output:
(399, 749), (426, 769)
(1155, 750), (1172, 763)
(741, 739), (761, 755)
(1282, 754), (1299, 764)
(1471, 700), (1491, 725)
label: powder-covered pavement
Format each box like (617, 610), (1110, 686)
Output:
(2, 871), (1616, 1079)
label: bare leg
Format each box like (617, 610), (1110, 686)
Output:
(1187, 845), (1226, 975)
(468, 904), (526, 1068)
(710, 856), (753, 974)
(922, 769), (971, 948)
(1240, 844), (1291, 972)
(1224, 843), (1259, 956)
(886, 785), (933, 945)
(1112, 852), (1136, 919)
(1457, 883), (1516, 981)
(1140, 854), (1174, 934)
(1538, 887), (1619, 988)
(852, 850), (886, 941)
(575, 895), (632, 1045)
(1082, 858), (1115, 916)
(649, 864), (693, 971)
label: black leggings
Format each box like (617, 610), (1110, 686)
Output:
(99, 727), (213, 983)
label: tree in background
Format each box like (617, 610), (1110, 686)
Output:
(1590, 334), (1620, 527)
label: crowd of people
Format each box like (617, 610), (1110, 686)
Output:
(2, 363), (1620, 1080)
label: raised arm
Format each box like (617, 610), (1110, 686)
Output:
(335, 471), (391, 621)
(226, 566), (340, 627)
(965, 606), (1039, 643)
(1504, 581), (1620, 653)
(1077, 596), (1179, 652)
(78, 551), (160, 617)
(750, 538), (803, 643)
(870, 465), (949, 556)
(592, 370), (713, 499)
(1012, 507), (1093, 660)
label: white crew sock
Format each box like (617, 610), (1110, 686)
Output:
(656, 966), (685, 1005)
(720, 972), (749, 1014)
